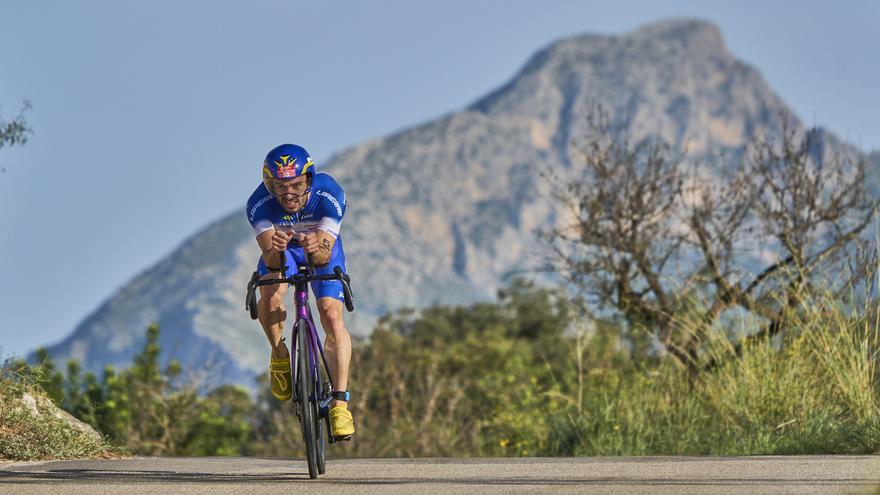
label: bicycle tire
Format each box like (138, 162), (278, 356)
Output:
(296, 319), (319, 479)
(315, 368), (327, 474)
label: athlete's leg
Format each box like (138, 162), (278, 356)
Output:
(310, 238), (352, 405)
(258, 273), (289, 360)
(316, 296), (351, 407)
(257, 249), (298, 360)
(309, 240), (354, 435)
(317, 295), (355, 438)
(258, 270), (293, 401)
(257, 249), (303, 402)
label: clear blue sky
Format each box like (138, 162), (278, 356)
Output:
(1, 0), (878, 358)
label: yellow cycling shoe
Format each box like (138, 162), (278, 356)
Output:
(329, 406), (355, 439)
(269, 357), (292, 401)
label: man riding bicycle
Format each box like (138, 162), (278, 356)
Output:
(245, 143), (355, 439)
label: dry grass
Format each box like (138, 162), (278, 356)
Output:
(548, 291), (880, 456)
(0, 361), (120, 461)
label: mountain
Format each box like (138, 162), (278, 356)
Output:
(37, 19), (871, 387)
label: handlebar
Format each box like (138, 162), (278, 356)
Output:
(245, 264), (355, 318)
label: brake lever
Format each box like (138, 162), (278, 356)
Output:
(333, 266), (355, 312)
(245, 271), (260, 312)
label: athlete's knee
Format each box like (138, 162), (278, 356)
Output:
(259, 285), (286, 312)
(261, 294), (284, 312)
(318, 298), (345, 331)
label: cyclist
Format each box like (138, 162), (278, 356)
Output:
(245, 143), (355, 439)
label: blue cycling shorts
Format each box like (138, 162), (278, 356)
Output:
(257, 237), (347, 302)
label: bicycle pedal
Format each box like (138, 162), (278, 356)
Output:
(332, 435), (353, 442)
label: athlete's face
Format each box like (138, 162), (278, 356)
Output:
(271, 176), (310, 213)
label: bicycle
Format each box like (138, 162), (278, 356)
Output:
(245, 261), (354, 479)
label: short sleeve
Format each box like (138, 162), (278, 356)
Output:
(245, 186), (276, 236)
(313, 180), (346, 238)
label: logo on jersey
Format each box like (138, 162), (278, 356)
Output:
(317, 191), (343, 216)
(248, 194), (273, 222)
(276, 215), (296, 233)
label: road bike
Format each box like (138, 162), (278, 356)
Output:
(245, 261), (354, 479)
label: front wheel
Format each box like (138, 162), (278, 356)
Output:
(314, 354), (327, 474)
(296, 319), (319, 479)
(316, 387), (327, 474)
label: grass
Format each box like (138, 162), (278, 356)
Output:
(547, 294), (880, 456)
(0, 360), (119, 461)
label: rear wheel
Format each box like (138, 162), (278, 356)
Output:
(296, 320), (319, 479)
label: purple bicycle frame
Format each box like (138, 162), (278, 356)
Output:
(290, 284), (331, 392)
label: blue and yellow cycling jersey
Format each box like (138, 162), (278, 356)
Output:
(245, 172), (348, 301)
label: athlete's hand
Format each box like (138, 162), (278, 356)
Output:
(271, 229), (294, 252)
(299, 232), (320, 254)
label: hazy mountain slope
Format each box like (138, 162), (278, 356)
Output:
(38, 19), (870, 386)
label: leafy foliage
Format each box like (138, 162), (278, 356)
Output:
(0, 101), (31, 149)
(8, 279), (879, 458)
(0, 100), (32, 172)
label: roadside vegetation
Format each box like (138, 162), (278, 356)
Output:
(0, 358), (116, 460)
(339, 281), (880, 457)
(5, 277), (878, 459)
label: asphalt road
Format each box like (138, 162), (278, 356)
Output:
(1, 456), (878, 495)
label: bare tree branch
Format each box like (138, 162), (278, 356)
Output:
(545, 106), (878, 375)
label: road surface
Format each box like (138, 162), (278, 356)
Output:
(1, 456), (878, 494)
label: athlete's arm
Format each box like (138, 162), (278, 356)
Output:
(300, 180), (344, 266)
(257, 229), (293, 269)
(299, 229), (336, 266)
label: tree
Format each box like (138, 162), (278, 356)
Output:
(546, 106), (878, 374)
(0, 101), (32, 171)
(33, 347), (64, 404)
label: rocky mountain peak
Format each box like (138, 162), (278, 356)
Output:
(627, 18), (725, 52)
(470, 18), (780, 157)
(526, 18), (725, 76)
